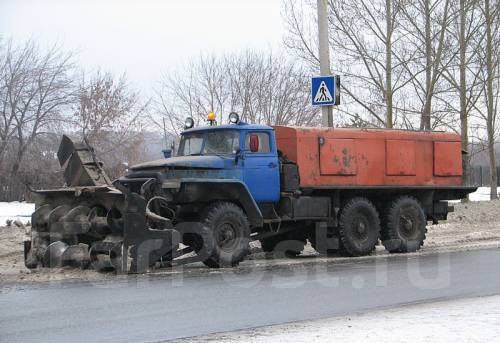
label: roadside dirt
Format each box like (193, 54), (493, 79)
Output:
(1, 200), (499, 286)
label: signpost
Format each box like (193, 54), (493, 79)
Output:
(317, 0), (333, 127)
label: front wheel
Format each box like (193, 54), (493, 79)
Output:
(201, 202), (251, 268)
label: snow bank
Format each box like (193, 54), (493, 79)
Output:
(469, 186), (500, 201)
(189, 295), (500, 342)
(0, 202), (35, 225)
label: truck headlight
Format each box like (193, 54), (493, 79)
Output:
(184, 117), (194, 129)
(229, 112), (240, 124)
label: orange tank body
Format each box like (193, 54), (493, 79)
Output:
(273, 126), (463, 188)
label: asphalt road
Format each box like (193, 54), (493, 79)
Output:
(2, 248), (500, 342)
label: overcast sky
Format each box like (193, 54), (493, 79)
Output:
(0, 0), (285, 92)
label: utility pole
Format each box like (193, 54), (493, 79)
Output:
(317, 0), (333, 127)
(162, 117), (169, 149)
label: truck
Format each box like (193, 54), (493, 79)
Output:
(24, 112), (476, 272)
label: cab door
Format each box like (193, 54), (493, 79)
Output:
(242, 130), (280, 203)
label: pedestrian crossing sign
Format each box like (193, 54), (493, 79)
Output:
(311, 75), (340, 106)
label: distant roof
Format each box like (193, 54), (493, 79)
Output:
(183, 122), (273, 134)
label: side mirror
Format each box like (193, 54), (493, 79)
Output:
(249, 134), (259, 153)
(234, 148), (243, 164)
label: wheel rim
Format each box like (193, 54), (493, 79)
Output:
(215, 222), (238, 252)
(398, 206), (421, 240)
(351, 214), (370, 242)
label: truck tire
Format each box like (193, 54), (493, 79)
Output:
(201, 202), (251, 268)
(260, 228), (306, 257)
(338, 198), (380, 257)
(382, 196), (426, 253)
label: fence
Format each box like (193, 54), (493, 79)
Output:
(469, 165), (500, 187)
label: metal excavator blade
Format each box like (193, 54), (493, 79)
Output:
(24, 135), (181, 274)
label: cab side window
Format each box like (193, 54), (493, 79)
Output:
(245, 132), (271, 153)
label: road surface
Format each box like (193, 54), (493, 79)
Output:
(1, 248), (500, 342)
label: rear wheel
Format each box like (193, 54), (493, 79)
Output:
(338, 198), (380, 257)
(201, 202), (251, 268)
(382, 196), (426, 253)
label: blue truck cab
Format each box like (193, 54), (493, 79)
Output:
(178, 122), (280, 203)
(131, 119), (281, 207)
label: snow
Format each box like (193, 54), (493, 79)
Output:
(188, 295), (500, 342)
(448, 187), (500, 203)
(469, 186), (499, 201)
(0, 202), (35, 225)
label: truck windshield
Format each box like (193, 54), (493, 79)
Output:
(177, 130), (240, 156)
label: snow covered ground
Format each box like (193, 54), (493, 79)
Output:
(0, 202), (35, 226)
(468, 186), (500, 201)
(185, 295), (500, 342)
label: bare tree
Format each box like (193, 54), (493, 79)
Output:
(439, 0), (485, 185)
(13, 45), (74, 174)
(73, 71), (148, 179)
(282, 0), (482, 134)
(397, 0), (456, 130)
(284, 0), (419, 128)
(481, 0), (499, 199)
(0, 41), (17, 166)
(153, 50), (319, 135)
(457, 0), (472, 184)
(225, 51), (262, 123)
(469, 0), (499, 198)
(0, 41), (150, 200)
(152, 58), (216, 137)
(226, 51), (319, 126)
(198, 55), (230, 124)
(0, 40), (75, 200)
